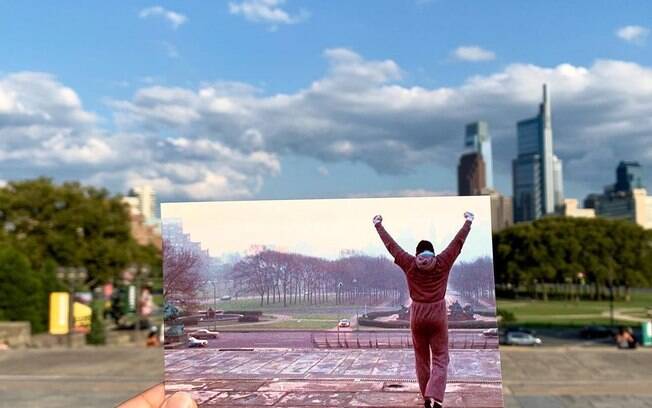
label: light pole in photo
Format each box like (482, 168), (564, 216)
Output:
(209, 280), (217, 331)
(352, 278), (358, 331)
(337, 281), (343, 344)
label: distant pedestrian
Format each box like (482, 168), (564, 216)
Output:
(616, 326), (636, 349)
(146, 326), (161, 348)
(374, 212), (473, 408)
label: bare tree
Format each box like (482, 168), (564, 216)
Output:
(163, 239), (204, 306)
(228, 249), (408, 307)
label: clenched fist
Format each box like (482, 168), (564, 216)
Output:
(373, 215), (383, 226)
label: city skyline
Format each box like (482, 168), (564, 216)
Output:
(0, 2), (651, 202)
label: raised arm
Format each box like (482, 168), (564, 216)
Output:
(438, 212), (473, 269)
(375, 222), (407, 259)
(373, 215), (412, 268)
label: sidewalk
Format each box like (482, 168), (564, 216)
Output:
(1, 346), (652, 407)
(502, 346), (652, 407)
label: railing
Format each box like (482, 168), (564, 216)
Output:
(310, 331), (498, 350)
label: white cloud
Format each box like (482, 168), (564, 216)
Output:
(317, 165), (329, 176)
(5, 50), (652, 201)
(228, 0), (309, 27)
(0, 72), (279, 200)
(616, 25), (649, 44)
(117, 137), (280, 200)
(347, 189), (454, 198)
(139, 6), (187, 29)
(111, 50), (652, 199)
(453, 45), (496, 62)
(0, 73), (114, 169)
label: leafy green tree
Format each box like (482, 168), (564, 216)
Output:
(0, 246), (45, 332)
(0, 178), (161, 332)
(494, 217), (652, 300)
(0, 178), (156, 285)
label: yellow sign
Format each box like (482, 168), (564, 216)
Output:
(49, 293), (93, 334)
(74, 302), (92, 333)
(49, 292), (69, 335)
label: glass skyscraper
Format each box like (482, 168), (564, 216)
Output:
(513, 84), (564, 222)
(464, 121), (493, 189)
(615, 161), (643, 192)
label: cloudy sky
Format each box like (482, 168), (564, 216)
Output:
(1, 1), (651, 202)
(161, 196), (492, 261)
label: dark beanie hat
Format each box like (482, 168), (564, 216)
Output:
(416, 240), (435, 255)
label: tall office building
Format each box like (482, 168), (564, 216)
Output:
(582, 161), (651, 229)
(484, 189), (514, 232)
(615, 161), (643, 193)
(458, 152), (486, 195)
(123, 185), (158, 223)
(512, 84), (564, 222)
(465, 121), (493, 188)
(553, 154), (564, 208)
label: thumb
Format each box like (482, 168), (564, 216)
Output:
(160, 392), (197, 408)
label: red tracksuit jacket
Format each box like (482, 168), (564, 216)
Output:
(375, 220), (471, 303)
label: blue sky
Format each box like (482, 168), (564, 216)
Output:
(1, 1), (651, 202)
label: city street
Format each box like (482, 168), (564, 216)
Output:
(2, 345), (652, 407)
(178, 329), (498, 349)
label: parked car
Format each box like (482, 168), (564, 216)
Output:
(482, 328), (498, 337)
(189, 329), (219, 339)
(338, 319), (351, 328)
(220, 295), (231, 301)
(187, 336), (208, 348)
(579, 325), (613, 339)
(504, 331), (542, 346)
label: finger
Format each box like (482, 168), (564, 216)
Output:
(160, 392), (197, 408)
(117, 383), (166, 408)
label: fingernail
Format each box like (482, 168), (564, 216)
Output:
(162, 392), (196, 408)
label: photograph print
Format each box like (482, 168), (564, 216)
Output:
(162, 195), (503, 407)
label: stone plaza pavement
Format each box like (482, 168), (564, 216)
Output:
(2, 346), (652, 407)
(501, 347), (652, 407)
(165, 348), (504, 407)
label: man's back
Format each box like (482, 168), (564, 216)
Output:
(376, 219), (472, 303)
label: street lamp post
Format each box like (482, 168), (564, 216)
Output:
(209, 281), (217, 331)
(337, 281), (343, 344)
(56, 266), (87, 348)
(607, 266), (615, 329)
(352, 279), (358, 331)
(134, 265), (151, 340)
(609, 282), (615, 329)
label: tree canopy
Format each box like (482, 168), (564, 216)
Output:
(0, 178), (161, 332)
(0, 178), (158, 286)
(493, 217), (652, 297)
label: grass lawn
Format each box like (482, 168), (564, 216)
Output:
(210, 298), (370, 330)
(290, 313), (349, 320)
(497, 291), (652, 328)
(220, 319), (338, 330)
